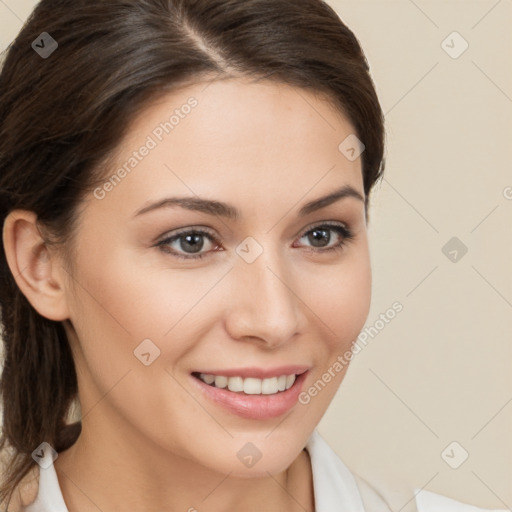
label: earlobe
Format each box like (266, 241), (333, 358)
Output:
(2, 209), (70, 321)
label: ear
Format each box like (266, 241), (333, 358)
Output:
(2, 209), (70, 321)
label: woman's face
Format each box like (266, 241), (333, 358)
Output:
(59, 77), (371, 477)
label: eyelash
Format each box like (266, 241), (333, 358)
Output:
(155, 222), (354, 260)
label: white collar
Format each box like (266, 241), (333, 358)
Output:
(305, 428), (366, 510)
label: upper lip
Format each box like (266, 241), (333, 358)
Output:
(192, 365), (310, 379)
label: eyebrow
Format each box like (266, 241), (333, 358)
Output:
(132, 184), (364, 220)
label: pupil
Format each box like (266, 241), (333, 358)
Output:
(310, 229), (330, 247)
(182, 234), (203, 253)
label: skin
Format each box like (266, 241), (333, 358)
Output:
(3, 76), (372, 512)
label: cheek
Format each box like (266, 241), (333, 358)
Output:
(301, 249), (372, 351)
(70, 246), (213, 339)
(65, 246), (231, 385)
(293, 251), (371, 413)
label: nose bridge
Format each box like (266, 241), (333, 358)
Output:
(226, 237), (301, 345)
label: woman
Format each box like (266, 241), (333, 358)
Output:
(0, 1), (504, 511)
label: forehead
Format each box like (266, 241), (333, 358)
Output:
(90, 77), (364, 219)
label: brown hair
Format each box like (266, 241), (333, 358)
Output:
(0, 0), (385, 506)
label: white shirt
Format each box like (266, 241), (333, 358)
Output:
(20, 429), (506, 512)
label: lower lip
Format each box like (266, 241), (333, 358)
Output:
(190, 371), (309, 420)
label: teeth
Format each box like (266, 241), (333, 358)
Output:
(202, 374), (215, 385)
(261, 377), (277, 394)
(227, 376), (243, 392)
(244, 377), (262, 394)
(198, 373), (297, 395)
(214, 375), (228, 388)
(286, 374), (296, 389)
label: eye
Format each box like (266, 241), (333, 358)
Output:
(155, 227), (221, 260)
(294, 222), (353, 254)
(155, 222), (354, 260)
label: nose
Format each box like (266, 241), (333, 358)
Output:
(224, 243), (302, 348)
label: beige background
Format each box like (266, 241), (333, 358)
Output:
(1, 1), (511, 510)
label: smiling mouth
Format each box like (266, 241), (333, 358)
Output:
(191, 371), (298, 395)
